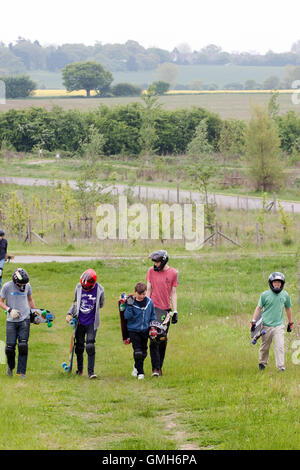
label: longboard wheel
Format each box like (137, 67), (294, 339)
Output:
(261, 330), (266, 336)
(62, 362), (69, 371)
(251, 339), (257, 345)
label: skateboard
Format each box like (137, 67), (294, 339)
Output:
(30, 308), (55, 327)
(251, 313), (266, 345)
(118, 293), (130, 344)
(155, 307), (172, 327)
(62, 317), (78, 373)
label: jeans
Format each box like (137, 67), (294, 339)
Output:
(75, 323), (97, 375)
(128, 330), (148, 375)
(0, 258), (5, 289)
(6, 318), (30, 374)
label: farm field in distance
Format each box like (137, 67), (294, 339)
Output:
(1, 92), (299, 120)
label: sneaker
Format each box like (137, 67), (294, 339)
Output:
(6, 367), (13, 377)
(76, 370), (83, 376)
(279, 367), (285, 372)
(131, 366), (138, 377)
(88, 374), (97, 379)
(258, 363), (265, 370)
(158, 369), (163, 376)
(137, 374), (145, 380)
(152, 369), (159, 377)
(17, 373), (26, 379)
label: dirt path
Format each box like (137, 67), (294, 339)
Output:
(2, 176), (300, 213)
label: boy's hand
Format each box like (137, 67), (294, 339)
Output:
(66, 314), (73, 323)
(126, 295), (135, 306)
(287, 322), (294, 333)
(250, 321), (256, 332)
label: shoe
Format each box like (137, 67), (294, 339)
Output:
(76, 370), (83, 376)
(88, 374), (97, 379)
(258, 363), (265, 370)
(152, 369), (159, 377)
(158, 369), (163, 376)
(137, 374), (145, 380)
(6, 367), (13, 377)
(279, 367), (285, 372)
(17, 373), (26, 379)
(131, 366), (138, 377)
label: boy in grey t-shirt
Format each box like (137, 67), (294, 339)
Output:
(0, 268), (36, 377)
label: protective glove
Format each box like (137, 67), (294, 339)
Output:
(250, 321), (256, 332)
(31, 310), (41, 324)
(126, 295), (135, 306)
(123, 338), (131, 345)
(171, 311), (178, 324)
(287, 322), (294, 333)
(7, 307), (20, 319)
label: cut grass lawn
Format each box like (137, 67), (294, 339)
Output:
(0, 254), (299, 449)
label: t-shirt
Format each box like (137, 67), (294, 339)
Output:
(258, 289), (292, 327)
(78, 283), (98, 326)
(0, 281), (32, 322)
(146, 266), (178, 310)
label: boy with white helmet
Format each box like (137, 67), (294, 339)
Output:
(250, 272), (293, 371)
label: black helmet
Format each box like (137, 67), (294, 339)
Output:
(149, 250), (169, 272)
(268, 272), (285, 294)
(149, 321), (167, 343)
(13, 268), (29, 292)
(0, 230), (4, 236)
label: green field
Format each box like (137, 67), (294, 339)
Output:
(29, 65), (288, 90)
(0, 253), (299, 450)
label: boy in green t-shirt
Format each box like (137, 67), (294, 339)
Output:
(250, 272), (293, 371)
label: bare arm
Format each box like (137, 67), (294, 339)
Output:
(146, 281), (152, 298)
(0, 297), (7, 311)
(286, 307), (293, 324)
(27, 294), (36, 310)
(252, 306), (262, 322)
(170, 286), (177, 312)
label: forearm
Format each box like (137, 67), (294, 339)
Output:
(286, 308), (293, 323)
(252, 306), (262, 321)
(171, 291), (177, 311)
(0, 298), (7, 311)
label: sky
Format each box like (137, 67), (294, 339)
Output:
(1, 0), (299, 53)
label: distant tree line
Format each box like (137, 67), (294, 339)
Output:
(0, 101), (299, 159)
(1, 38), (300, 75)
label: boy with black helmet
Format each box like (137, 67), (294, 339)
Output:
(0, 229), (8, 289)
(146, 250), (178, 376)
(250, 272), (293, 371)
(0, 267), (36, 377)
(66, 268), (105, 379)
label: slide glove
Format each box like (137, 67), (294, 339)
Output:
(171, 311), (178, 324)
(287, 322), (294, 333)
(250, 321), (256, 332)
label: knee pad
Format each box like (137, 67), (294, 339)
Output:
(5, 344), (15, 360)
(134, 349), (144, 361)
(86, 342), (95, 356)
(18, 341), (28, 356)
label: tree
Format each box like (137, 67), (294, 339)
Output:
(262, 75), (280, 90)
(155, 63), (178, 86)
(62, 61), (113, 97)
(187, 119), (214, 158)
(245, 105), (283, 191)
(0, 75), (37, 98)
(149, 81), (170, 95)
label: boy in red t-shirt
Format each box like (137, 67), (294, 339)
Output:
(146, 250), (178, 376)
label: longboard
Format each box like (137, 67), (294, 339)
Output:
(30, 308), (55, 327)
(251, 313), (266, 345)
(62, 317), (78, 373)
(118, 293), (130, 344)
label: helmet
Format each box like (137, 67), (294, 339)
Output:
(0, 230), (4, 236)
(268, 272), (285, 294)
(149, 320), (167, 343)
(12, 268), (29, 292)
(149, 250), (169, 272)
(80, 269), (97, 290)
